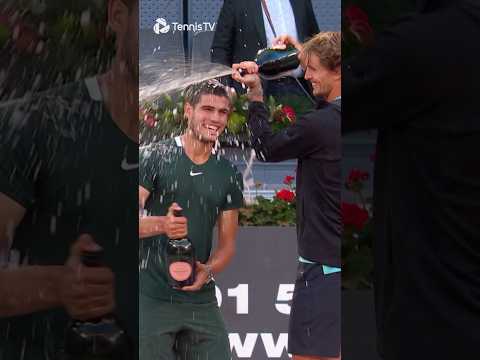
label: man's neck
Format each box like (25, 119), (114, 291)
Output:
(98, 60), (138, 143)
(181, 132), (214, 165)
(326, 84), (341, 103)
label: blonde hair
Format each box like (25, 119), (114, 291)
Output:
(302, 32), (341, 71)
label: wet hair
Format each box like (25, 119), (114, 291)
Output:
(183, 79), (231, 108)
(302, 32), (341, 71)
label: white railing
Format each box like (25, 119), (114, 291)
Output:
(243, 189), (277, 205)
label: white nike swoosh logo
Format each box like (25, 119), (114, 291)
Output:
(190, 170), (203, 176)
(121, 158), (139, 171)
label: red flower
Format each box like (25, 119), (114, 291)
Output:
(281, 105), (296, 122)
(342, 202), (369, 230)
(141, 109), (157, 128)
(344, 5), (374, 45)
(12, 23), (42, 54)
(345, 5), (370, 23)
(283, 175), (295, 185)
(276, 189), (295, 203)
(347, 169), (369, 185)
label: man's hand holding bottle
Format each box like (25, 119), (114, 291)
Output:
(272, 34), (304, 52)
(165, 202), (188, 239)
(164, 203), (213, 292)
(231, 62), (264, 102)
(180, 261), (213, 292)
(59, 234), (114, 321)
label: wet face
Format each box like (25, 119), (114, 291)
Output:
(302, 53), (340, 98)
(184, 94), (231, 143)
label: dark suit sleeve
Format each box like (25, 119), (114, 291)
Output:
(211, 0), (236, 66)
(305, 0), (320, 36)
(247, 102), (321, 162)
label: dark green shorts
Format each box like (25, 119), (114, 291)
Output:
(139, 294), (230, 360)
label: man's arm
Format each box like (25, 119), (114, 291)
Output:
(182, 209), (239, 291)
(139, 186), (187, 240)
(208, 209), (238, 274)
(232, 62), (320, 162)
(139, 216), (167, 239)
(0, 266), (64, 317)
(0, 194), (114, 319)
(0, 193), (25, 266)
(0, 193), (63, 317)
(210, 0), (235, 66)
(247, 101), (322, 162)
(139, 186), (165, 239)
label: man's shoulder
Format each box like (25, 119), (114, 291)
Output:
(213, 155), (240, 175)
(298, 102), (341, 139)
(209, 155), (244, 196)
(0, 80), (100, 140)
(142, 138), (178, 151)
(0, 80), (90, 113)
(306, 101), (341, 121)
(140, 138), (180, 162)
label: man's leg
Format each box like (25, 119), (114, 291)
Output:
(139, 294), (180, 360)
(288, 264), (341, 360)
(176, 302), (231, 360)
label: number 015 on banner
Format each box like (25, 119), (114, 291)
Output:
(215, 284), (295, 315)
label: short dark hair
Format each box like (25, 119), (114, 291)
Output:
(183, 79), (231, 107)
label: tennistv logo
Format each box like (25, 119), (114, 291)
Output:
(153, 18), (170, 34)
(153, 18), (216, 34)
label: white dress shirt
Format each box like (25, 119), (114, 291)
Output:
(261, 0), (303, 78)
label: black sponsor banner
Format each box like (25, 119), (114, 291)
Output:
(214, 227), (297, 359)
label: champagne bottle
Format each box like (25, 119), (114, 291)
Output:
(64, 249), (133, 360)
(255, 45), (300, 79)
(166, 210), (196, 289)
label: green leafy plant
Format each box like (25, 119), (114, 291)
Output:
(239, 175), (296, 226)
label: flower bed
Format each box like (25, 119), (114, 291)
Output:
(240, 175), (296, 227)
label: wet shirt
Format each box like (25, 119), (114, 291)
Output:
(0, 78), (138, 359)
(247, 99), (342, 267)
(139, 137), (244, 304)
